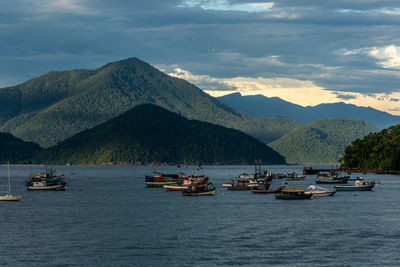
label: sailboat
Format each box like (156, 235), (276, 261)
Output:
(0, 164), (23, 201)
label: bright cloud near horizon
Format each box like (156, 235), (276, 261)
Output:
(1, 0), (400, 116)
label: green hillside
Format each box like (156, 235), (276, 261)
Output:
(0, 132), (42, 164)
(269, 119), (378, 164)
(0, 57), (297, 147)
(33, 104), (286, 165)
(341, 124), (400, 170)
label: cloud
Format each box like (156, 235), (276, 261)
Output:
(178, 0), (274, 12)
(164, 66), (400, 115)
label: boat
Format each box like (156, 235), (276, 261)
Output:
(315, 173), (349, 184)
(334, 177), (375, 191)
(224, 177), (267, 190)
(285, 172), (306, 180)
(164, 176), (209, 191)
(305, 185), (335, 197)
(25, 168), (67, 191)
(145, 171), (186, 187)
(275, 188), (312, 200)
(182, 184), (216, 196)
(0, 164), (23, 201)
(251, 178), (282, 194)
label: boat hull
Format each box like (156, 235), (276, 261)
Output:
(182, 189), (216, 196)
(275, 193), (312, 200)
(146, 181), (177, 188)
(252, 188), (281, 194)
(163, 185), (187, 191)
(334, 185), (374, 191)
(307, 191), (336, 197)
(0, 195), (23, 201)
(27, 184), (66, 191)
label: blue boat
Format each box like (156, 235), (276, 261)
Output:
(334, 177), (375, 191)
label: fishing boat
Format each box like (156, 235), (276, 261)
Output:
(164, 176), (209, 191)
(25, 168), (67, 191)
(305, 185), (335, 197)
(224, 178), (266, 190)
(334, 177), (375, 191)
(275, 188), (312, 200)
(145, 171), (186, 187)
(0, 164), (23, 201)
(251, 178), (282, 194)
(315, 173), (349, 184)
(182, 184), (216, 196)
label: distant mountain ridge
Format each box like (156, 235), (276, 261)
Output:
(217, 93), (400, 129)
(269, 119), (378, 164)
(0, 58), (298, 147)
(33, 104), (286, 165)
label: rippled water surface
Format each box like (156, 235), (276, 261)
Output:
(0, 165), (399, 266)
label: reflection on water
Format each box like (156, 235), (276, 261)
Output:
(0, 165), (399, 266)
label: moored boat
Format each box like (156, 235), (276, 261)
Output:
(145, 171), (186, 188)
(252, 187), (282, 194)
(334, 177), (375, 191)
(305, 185), (335, 197)
(164, 176), (209, 191)
(182, 184), (216, 196)
(275, 188), (312, 200)
(25, 169), (67, 191)
(315, 173), (349, 184)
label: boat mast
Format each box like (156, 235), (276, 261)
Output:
(7, 162), (11, 194)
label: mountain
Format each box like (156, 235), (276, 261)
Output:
(217, 93), (400, 129)
(33, 104), (286, 165)
(0, 132), (42, 164)
(269, 119), (378, 164)
(0, 58), (298, 147)
(341, 124), (400, 170)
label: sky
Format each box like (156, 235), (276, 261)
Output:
(1, 0), (400, 115)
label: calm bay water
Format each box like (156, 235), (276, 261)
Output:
(0, 165), (399, 266)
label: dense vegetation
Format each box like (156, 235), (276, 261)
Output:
(0, 58), (298, 147)
(341, 124), (400, 170)
(0, 132), (42, 164)
(33, 104), (286, 165)
(218, 92), (400, 129)
(269, 119), (377, 164)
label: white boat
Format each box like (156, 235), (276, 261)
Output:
(0, 164), (23, 201)
(25, 168), (68, 191)
(305, 185), (335, 197)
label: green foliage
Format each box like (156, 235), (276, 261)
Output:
(341, 124), (400, 170)
(0, 58), (295, 148)
(0, 132), (42, 164)
(33, 104), (286, 165)
(269, 119), (378, 164)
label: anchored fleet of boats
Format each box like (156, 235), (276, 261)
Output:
(145, 165), (380, 200)
(0, 163), (381, 203)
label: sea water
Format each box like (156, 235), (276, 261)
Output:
(0, 165), (399, 266)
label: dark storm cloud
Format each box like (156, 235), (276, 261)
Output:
(1, 0), (400, 97)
